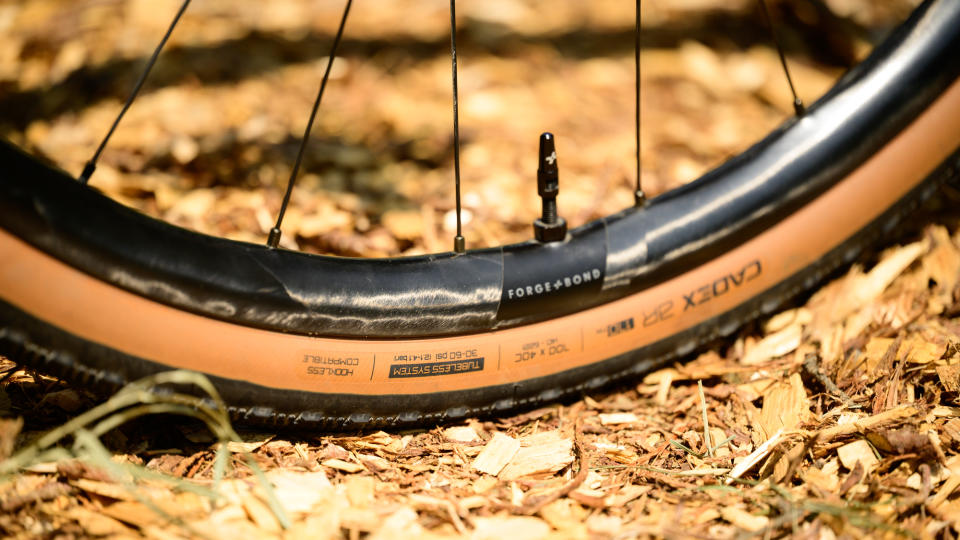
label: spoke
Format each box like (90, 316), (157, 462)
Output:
(758, 0), (805, 116)
(0, 364), (19, 384)
(267, 0), (353, 248)
(79, 0), (192, 185)
(450, 0), (466, 253)
(634, 0), (645, 206)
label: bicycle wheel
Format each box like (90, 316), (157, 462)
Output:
(1, 0), (959, 429)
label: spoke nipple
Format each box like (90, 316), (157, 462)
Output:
(534, 132), (567, 243)
(634, 188), (647, 207)
(267, 227), (282, 248)
(453, 235), (465, 253)
(78, 161), (96, 185)
(793, 98), (806, 117)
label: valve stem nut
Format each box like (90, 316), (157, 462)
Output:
(533, 132), (567, 243)
(534, 216), (566, 242)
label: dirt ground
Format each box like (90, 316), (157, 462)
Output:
(5, 0), (960, 538)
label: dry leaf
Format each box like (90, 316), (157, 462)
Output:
(866, 428), (932, 456)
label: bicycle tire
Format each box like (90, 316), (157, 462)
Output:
(1, 0), (959, 429)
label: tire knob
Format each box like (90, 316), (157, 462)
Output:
(533, 132), (567, 243)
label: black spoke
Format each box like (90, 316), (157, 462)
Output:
(267, 0), (353, 249)
(79, 0), (191, 185)
(758, 0), (805, 116)
(450, 0), (466, 253)
(635, 0), (645, 206)
(0, 364), (19, 385)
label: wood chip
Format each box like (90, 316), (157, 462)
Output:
(720, 506), (769, 532)
(369, 508), (425, 540)
(593, 441), (637, 464)
(101, 500), (175, 530)
(381, 209), (424, 241)
(759, 373), (809, 440)
(321, 459), (365, 473)
(499, 438), (574, 480)
(937, 365), (960, 393)
(357, 453), (391, 472)
(922, 225), (960, 293)
(520, 430), (564, 446)
(473, 475), (498, 494)
(655, 369), (674, 404)
(854, 241), (927, 307)
(727, 428), (784, 484)
(443, 426), (481, 443)
(472, 433), (520, 476)
(65, 507), (134, 536)
(70, 478), (139, 501)
(863, 337), (896, 373)
(609, 485), (651, 507)
(225, 433), (275, 454)
(345, 476), (376, 508)
(598, 412), (639, 425)
(943, 418), (960, 445)
(837, 440), (879, 474)
(764, 308), (812, 333)
(741, 324), (802, 365)
(265, 470), (332, 513)
(0, 417), (23, 461)
(929, 457), (960, 509)
(539, 498), (589, 533)
(802, 459), (840, 492)
(899, 336), (945, 364)
(471, 516), (550, 540)
(241, 491), (283, 533)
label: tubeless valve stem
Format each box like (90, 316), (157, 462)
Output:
(533, 133), (567, 243)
